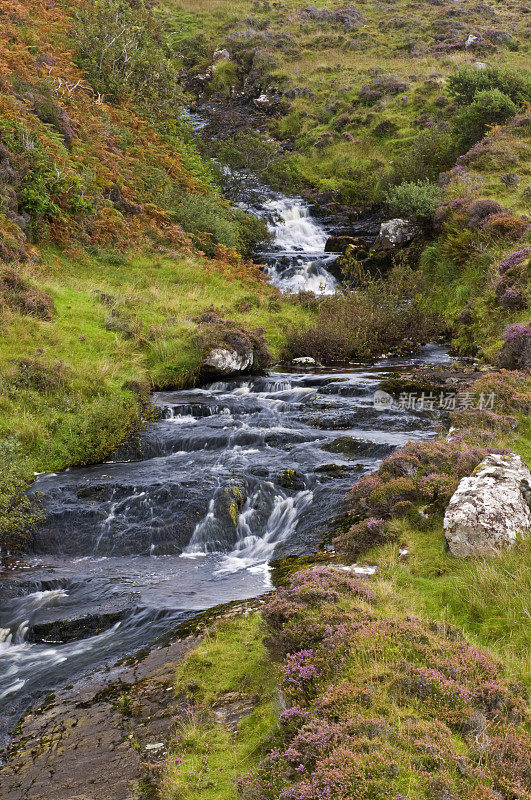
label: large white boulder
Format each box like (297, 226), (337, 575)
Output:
(202, 347), (253, 376)
(292, 356), (317, 366)
(377, 219), (419, 248)
(444, 453), (531, 557)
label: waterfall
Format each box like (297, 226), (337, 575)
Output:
(258, 196), (339, 295)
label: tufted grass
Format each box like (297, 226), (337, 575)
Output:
(161, 612), (279, 800)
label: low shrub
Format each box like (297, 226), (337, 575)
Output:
(483, 214), (527, 240)
(172, 192), (267, 256)
(334, 517), (388, 558)
(385, 180), (441, 224)
(466, 198), (503, 229)
(497, 323), (531, 371)
(447, 65), (531, 106)
(285, 269), (439, 363)
(11, 357), (68, 393)
(470, 370), (531, 414)
(392, 129), (458, 183)
(73, 0), (182, 116)
(454, 90), (518, 151)
(0, 268), (55, 319)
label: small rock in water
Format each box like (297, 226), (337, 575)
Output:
(324, 235), (366, 254)
(444, 453), (531, 557)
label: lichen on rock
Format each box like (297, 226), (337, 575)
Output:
(444, 453), (531, 557)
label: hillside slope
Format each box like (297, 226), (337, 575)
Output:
(0, 0), (311, 545)
(166, 0), (530, 356)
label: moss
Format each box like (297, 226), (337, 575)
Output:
(226, 486), (245, 526)
(269, 551), (336, 588)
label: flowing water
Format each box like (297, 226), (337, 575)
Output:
(0, 348), (451, 752)
(183, 107), (345, 294)
(0, 165), (450, 754)
(256, 195), (339, 294)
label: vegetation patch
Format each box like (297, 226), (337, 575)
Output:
(285, 266), (440, 362)
(160, 613), (279, 800)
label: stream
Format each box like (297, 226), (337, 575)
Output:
(0, 169), (451, 756)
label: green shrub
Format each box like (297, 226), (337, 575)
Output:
(172, 192), (267, 256)
(385, 180), (441, 224)
(392, 130), (458, 183)
(454, 90), (518, 150)
(73, 0), (182, 116)
(447, 66), (531, 106)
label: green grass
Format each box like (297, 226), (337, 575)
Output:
(369, 523), (531, 682)
(166, 0), (530, 205)
(361, 418), (531, 682)
(161, 612), (279, 800)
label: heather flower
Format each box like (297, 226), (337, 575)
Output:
(498, 322), (531, 370)
(503, 322), (531, 341)
(417, 472), (458, 505)
(499, 247), (531, 273)
(499, 287), (526, 309)
(280, 705), (311, 729)
(283, 650), (320, 703)
(334, 517), (388, 558)
(396, 664), (473, 725)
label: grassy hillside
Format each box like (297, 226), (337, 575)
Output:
(166, 0), (530, 357)
(166, 0), (529, 206)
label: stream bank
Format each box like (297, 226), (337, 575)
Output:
(0, 107), (449, 766)
(0, 350), (451, 758)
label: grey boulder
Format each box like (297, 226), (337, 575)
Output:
(202, 346), (253, 376)
(444, 453), (531, 557)
(376, 218), (419, 248)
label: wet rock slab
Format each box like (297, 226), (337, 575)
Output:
(0, 634), (199, 799)
(28, 603), (129, 644)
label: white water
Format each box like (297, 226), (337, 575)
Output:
(259, 196), (339, 294)
(183, 108), (339, 295)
